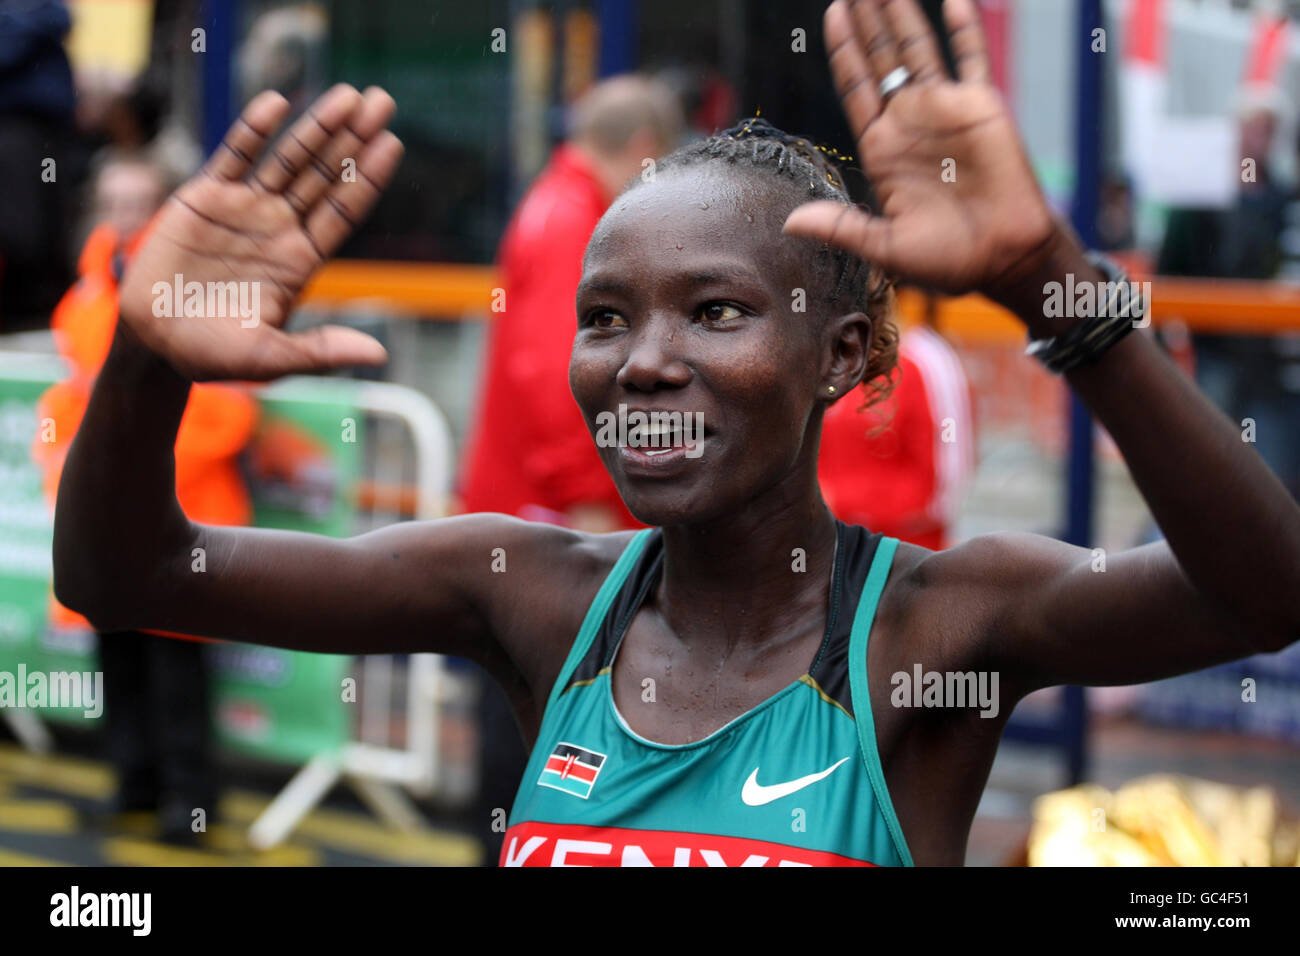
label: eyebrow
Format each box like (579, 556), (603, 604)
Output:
(579, 263), (767, 296)
(577, 276), (635, 296)
(682, 268), (764, 286)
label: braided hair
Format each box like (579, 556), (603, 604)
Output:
(644, 117), (900, 413)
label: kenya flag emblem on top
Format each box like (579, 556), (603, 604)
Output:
(538, 742), (606, 799)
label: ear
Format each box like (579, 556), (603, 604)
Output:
(819, 311), (871, 402)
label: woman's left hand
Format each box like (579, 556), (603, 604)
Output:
(784, 0), (1061, 297)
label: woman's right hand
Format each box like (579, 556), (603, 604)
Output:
(118, 84), (403, 381)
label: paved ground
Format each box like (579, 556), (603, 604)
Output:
(0, 738), (484, 867)
(5, 708), (1298, 867)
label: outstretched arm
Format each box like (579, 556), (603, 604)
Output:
(785, 0), (1300, 696)
(52, 86), (582, 697)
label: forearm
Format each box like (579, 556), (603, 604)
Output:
(989, 231), (1300, 649)
(52, 321), (196, 627)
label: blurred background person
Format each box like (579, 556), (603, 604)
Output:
(458, 74), (683, 863)
(31, 149), (258, 845)
(0, 0), (78, 332)
(1157, 95), (1299, 499)
(459, 74), (683, 533)
(818, 303), (976, 551)
(1096, 173), (1136, 253)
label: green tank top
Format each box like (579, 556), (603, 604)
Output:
(502, 521), (913, 867)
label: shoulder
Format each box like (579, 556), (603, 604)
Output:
(876, 532), (1073, 670)
(439, 513), (636, 613)
(887, 531), (1079, 605)
(463, 516), (644, 699)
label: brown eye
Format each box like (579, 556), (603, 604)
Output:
(700, 303), (743, 324)
(590, 310), (627, 329)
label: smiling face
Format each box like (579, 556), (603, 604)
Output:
(571, 165), (865, 527)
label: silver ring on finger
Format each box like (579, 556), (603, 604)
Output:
(878, 65), (912, 103)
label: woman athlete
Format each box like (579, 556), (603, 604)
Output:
(55, 0), (1299, 866)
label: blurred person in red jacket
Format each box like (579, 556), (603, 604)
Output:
(459, 75), (683, 863)
(819, 313), (975, 551)
(460, 75), (684, 533)
(33, 151), (257, 844)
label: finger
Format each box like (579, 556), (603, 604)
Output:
(305, 129), (404, 259)
(286, 87), (397, 217)
(879, 0), (946, 84)
(849, 0), (901, 87)
(251, 83), (362, 198)
(783, 200), (895, 270)
(278, 324), (389, 376)
(203, 91), (291, 181)
(825, 0), (881, 139)
(943, 0), (991, 84)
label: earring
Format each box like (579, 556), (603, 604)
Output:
(827, 385), (836, 395)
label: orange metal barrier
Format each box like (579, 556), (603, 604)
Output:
(301, 262), (499, 316)
(898, 280), (1300, 345)
(299, 261), (1300, 341)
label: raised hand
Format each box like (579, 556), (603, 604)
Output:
(118, 84), (404, 381)
(784, 0), (1059, 297)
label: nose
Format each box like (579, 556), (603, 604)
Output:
(615, 315), (692, 392)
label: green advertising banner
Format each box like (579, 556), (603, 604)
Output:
(0, 356), (364, 765)
(0, 353), (86, 720)
(210, 377), (364, 764)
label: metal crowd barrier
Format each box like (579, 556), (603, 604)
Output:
(243, 375), (458, 849)
(0, 349), (460, 849)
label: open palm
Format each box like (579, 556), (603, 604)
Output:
(784, 0), (1057, 295)
(118, 84), (403, 381)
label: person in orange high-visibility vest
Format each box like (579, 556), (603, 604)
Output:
(32, 152), (257, 843)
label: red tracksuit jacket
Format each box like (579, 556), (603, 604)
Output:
(818, 326), (976, 550)
(459, 146), (638, 528)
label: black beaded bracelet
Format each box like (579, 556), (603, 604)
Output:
(1025, 252), (1146, 375)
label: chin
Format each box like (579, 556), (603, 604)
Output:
(599, 442), (738, 527)
(615, 480), (739, 529)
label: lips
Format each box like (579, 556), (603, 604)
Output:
(617, 437), (707, 476)
(604, 407), (711, 478)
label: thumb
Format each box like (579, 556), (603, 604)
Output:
(783, 200), (892, 267)
(280, 324), (389, 375)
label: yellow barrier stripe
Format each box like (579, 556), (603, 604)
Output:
(0, 799), (78, 834)
(201, 823), (321, 865)
(103, 836), (239, 867)
(0, 847), (67, 866)
(221, 790), (482, 866)
(0, 744), (114, 800)
(102, 830), (321, 867)
(0, 747), (478, 865)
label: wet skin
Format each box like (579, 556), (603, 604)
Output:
(61, 167), (1025, 864)
(56, 9), (1300, 864)
(566, 167), (1008, 863)
(58, 157), (1300, 864)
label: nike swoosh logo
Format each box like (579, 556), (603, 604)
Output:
(741, 757), (851, 806)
